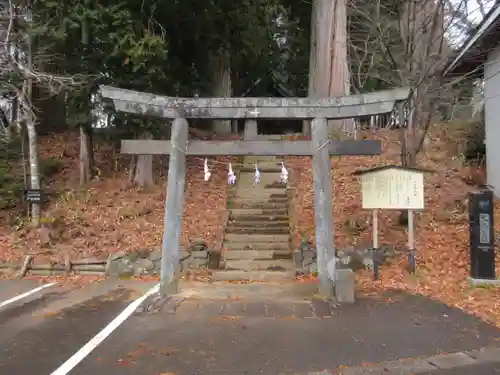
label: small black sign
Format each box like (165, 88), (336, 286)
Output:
(469, 189), (496, 280)
(24, 189), (42, 204)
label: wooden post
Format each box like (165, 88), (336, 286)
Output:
(408, 209), (416, 273)
(372, 209), (379, 249)
(372, 209), (380, 280)
(311, 117), (335, 298)
(160, 117), (189, 294)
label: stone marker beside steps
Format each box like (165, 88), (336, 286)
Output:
(335, 269), (355, 303)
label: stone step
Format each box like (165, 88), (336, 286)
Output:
(211, 270), (296, 281)
(230, 196), (288, 203)
(232, 184), (287, 191)
(223, 250), (292, 261)
(229, 199), (287, 206)
(230, 214), (289, 222)
(229, 202), (288, 210)
(227, 221), (289, 229)
(224, 234), (290, 243)
(243, 156), (281, 163)
(230, 208), (288, 216)
(233, 178), (282, 187)
(223, 242), (290, 251)
(264, 182), (288, 189)
(225, 227), (289, 235)
(232, 189), (287, 197)
(224, 259), (295, 271)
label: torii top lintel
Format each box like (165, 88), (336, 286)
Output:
(99, 85), (410, 120)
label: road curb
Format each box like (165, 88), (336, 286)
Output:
(305, 347), (500, 374)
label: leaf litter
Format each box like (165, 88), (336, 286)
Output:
(285, 128), (500, 327)
(1, 128), (499, 327)
(0, 131), (234, 286)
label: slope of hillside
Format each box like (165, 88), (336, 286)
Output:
(287, 127), (500, 326)
(0, 131), (233, 267)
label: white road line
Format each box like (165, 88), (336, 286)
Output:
(49, 283), (160, 375)
(0, 282), (57, 309)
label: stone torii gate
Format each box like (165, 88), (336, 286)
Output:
(99, 85), (409, 297)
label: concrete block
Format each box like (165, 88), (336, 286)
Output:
(293, 249), (303, 266)
(381, 358), (437, 374)
(468, 277), (500, 287)
(335, 269), (355, 303)
(465, 347), (500, 363)
(191, 250), (209, 259)
(185, 257), (208, 269)
(427, 352), (477, 369)
(211, 270), (295, 281)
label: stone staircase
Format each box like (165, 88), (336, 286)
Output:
(212, 155), (296, 281)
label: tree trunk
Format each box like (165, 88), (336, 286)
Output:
(79, 15), (93, 185)
(79, 126), (92, 184)
(26, 116), (41, 226)
(25, 19), (41, 225)
(211, 51), (232, 134)
(304, 0), (318, 136)
(133, 132), (154, 187)
(314, 0), (354, 137)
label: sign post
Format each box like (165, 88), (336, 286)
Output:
(354, 165), (430, 276)
(372, 208), (380, 279)
(468, 189), (496, 283)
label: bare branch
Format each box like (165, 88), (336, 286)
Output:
(349, 0), (481, 166)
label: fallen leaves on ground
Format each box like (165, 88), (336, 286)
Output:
(286, 127), (500, 327)
(0, 131), (235, 274)
(1, 128), (499, 327)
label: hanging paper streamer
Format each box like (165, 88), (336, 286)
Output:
(253, 164), (260, 185)
(228, 163), (236, 185)
(280, 162), (288, 184)
(203, 158), (211, 181)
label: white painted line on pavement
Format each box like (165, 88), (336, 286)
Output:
(49, 283), (160, 375)
(0, 282), (57, 309)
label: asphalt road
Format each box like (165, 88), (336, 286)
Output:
(55, 291), (500, 375)
(420, 363), (500, 375)
(0, 280), (498, 375)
